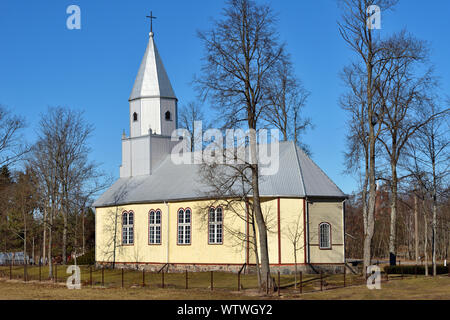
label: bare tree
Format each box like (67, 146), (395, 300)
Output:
(338, 0), (400, 273)
(36, 107), (102, 264)
(285, 211), (304, 289)
(29, 137), (59, 277)
(375, 31), (435, 265)
(405, 102), (449, 275)
(28, 107), (107, 275)
(5, 169), (39, 264)
(263, 55), (312, 154)
(196, 154), (278, 287)
(195, 0), (284, 290)
(100, 182), (132, 269)
(0, 105), (29, 168)
(178, 102), (207, 152)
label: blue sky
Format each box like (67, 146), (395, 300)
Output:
(0, 0), (449, 195)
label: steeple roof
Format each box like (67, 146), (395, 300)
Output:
(129, 32), (176, 101)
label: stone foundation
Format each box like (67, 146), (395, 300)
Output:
(96, 262), (345, 275)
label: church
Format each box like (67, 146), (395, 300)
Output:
(93, 28), (347, 274)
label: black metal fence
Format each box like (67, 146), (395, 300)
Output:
(0, 263), (447, 296)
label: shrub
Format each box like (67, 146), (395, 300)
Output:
(384, 265), (449, 275)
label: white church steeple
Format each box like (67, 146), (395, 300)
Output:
(120, 25), (179, 178)
(129, 31), (177, 137)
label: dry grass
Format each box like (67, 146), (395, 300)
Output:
(0, 265), (448, 300)
(284, 276), (450, 300)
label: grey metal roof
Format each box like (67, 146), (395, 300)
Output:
(129, 32), (176, 101)
(93, 141), (345, 208)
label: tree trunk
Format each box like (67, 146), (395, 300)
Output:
(389, 162), (398, 266)
(112, 206), (118, 269)
(82, 208), (86, 255)
(63, 211), (67, 264)
(42, 207), (47, 265)
(32, 237), (35, 265)
(423, 198), (428, 276)
(23, 216), (27, 265)
(293, 247), (298, 289)
(431, 154), (438, 276)
(414, 193), (419, 265)
(48, 208), (53, 278)
(432, 197), (437, 276)
(252, 166), (271, 291)
(363, 43), (377, 275)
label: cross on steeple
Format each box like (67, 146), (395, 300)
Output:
(146, 11), (157, 33)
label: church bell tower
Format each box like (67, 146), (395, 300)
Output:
(128, 29), (178, 137)
(120, 20), (178, 178)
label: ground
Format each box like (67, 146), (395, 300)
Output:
(0, 267), (448, 300)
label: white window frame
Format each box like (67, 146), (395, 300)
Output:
(149, 210), (161, 245)
(122, 211), (134, 245)
(319, 222), (331, 249)
(208, 207), (223, 244)
(177, 208), (191, 245)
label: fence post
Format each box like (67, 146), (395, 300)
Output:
(24, 264), (27, 282)
(386, 272), (389, 282)
(39, 262), (41, 282)
(101, 267), (104, 287)
(266, 272), (269, 295)
(162, 271), (165, 289)
(415, 265), (417, 278)
(142, 269), (145, 287)
(55, 264), (57, 283)
(277, 271), (280, 297)
(237, 271), (240, 292)
(299, 271), (303, 294)
(9, 260), (12, 280)
(90, 266), (92, 287)
(401, 265), (404, 280)
(185, 270), (188, 290)
(121, 268), (124, 288)
(210, 271), (213, 291)
(320, 271), (323, 291)
(343, 269), (346, 288)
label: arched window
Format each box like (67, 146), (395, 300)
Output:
(165, 111), (171, 121)
(209, 207), (223, 244)
(319, 222), (331, 249)
(177, 208), (191, 245)
(149, 210), (162, 244)
(122, 211), (134, 245)
(133, 112), (138, 122)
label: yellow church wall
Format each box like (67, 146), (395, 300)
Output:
(166, 199), (247, 265)
(96, 200), (248, 265)
(307, 200), (345, 264)
(279, 198), (306, 265)
(95, 197), (343, 267)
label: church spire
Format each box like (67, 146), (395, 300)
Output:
(129, 25), (176, 102)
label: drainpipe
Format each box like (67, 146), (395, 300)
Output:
(305, 197), (310, 264)
(164, 201), (169, 264)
